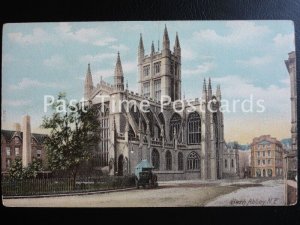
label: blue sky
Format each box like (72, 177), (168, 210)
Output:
(1, 21), (295, 143)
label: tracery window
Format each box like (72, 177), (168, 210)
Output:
(187, 112), (201, 144)
(152, 149), (160, 170)
(178, 152), (183, 170)
(169, 113), (181, 141)
(166, 150), (172, 170)
(187, 151), (200, 170)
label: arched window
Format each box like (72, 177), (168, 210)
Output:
(231, 159), (234, 168)
(166, 150), (172, 170)
(178, 152), (183, 170)
(187, 151), (200, 170)
(224, 159), (228, 168)
(152, 149), (160, 170)
(98, 104), (110, 167)
(169, 113), (181, 140)
(187, 112), (201, 144)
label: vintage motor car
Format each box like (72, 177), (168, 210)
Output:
(134, 159), (158, 189)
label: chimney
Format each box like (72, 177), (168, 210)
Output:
(14, 123), (21, 132)
(22, 115), (32, 167)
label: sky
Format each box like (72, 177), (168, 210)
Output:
(1, 21), (295, 144)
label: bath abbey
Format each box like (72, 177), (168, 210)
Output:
(83, 26), (238, 180)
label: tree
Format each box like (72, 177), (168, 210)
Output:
(8, 157), (23, 180)
(41, 93), (100, 188)
(23, 158), (43, 179)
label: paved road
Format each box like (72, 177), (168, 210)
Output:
(3, 179), (284, 207)
(206, 179), (284, 206)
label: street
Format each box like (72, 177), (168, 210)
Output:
(3, 178), (284, 207)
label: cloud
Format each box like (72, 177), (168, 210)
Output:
(182, 62), (214, 76)
(236, 55), (272, 67)
(122, 61), (137, 73)
(2, 99), (32, 107)
(80, 53), (116, 64)
(213, 75), (290, 116)
(56, 22), (117, 46)
(43, 55), (66, 68)
(8, 28), (52, 45)
(181, 46), (197, 61)
(193, 21), (270, 45)
(273, 33), (294, 50)
(8, 78), (64, 90)
(110, 44), (130, 52)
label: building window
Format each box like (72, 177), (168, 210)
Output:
(258, 160), (260, 165)
(170, 61), (174, 75)
(152, 149), (160, 170)
(143, 65), (150, 76)
(166, 150), (172, 170)
(257, 151), (260, 157)
(256, 169), (261, 177)
(97, 105), (110, 167)
(268, 150), (270, 157)
(187, 151), (200, 170)
(231, 159), (234, 168)
(268, 159), (271, 165)
(267, 169), (273, 177)
(15, 137), (20, 144)
(15, 147), (20, 156)
(262, 160), (265, 165)
(37, 150), (42, 158)
(225, 159), (228, 168)
(154, 79), (161, 101)
(154, 62), (161, 74)
(187, 112), (201, 145)
(178, 152), (183, 170)
(6, 147), (11, 156)
(143, 82), (150, 98)
(263, 151), (265, 157)
(169, 113), (182, 141)
(6, 159), (11, 168)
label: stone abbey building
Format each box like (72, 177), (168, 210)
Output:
(84, 26), (236, 180)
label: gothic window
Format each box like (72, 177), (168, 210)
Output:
(263, 151), (265, 157)
(166, 150), (172, 170)
(37, 149), (42, 158)
(158, 113), (165, 139)
(6, 147), (10, 156)
(187, 151), (200, 170)
(268, 159), (271, 165)
(143, 82), (150, 98)
(130, 105), (140, 125)
(258, 160), (260, 165)
(154, 62), (161, 74)
(152, 149), (160, 170)
(268, 150), (271, 157)
(99, 105), (110, 167)
(15, 147), (20, 156)
(6, 159), (11, 168)
(262, 159), (265, 165)
(143, 65), (150, 76)
(178, 152), (183, 170)
(224, 159), (228, 168)
(231, 159), (234, 168)
(187, 112), (201, 144)
(154, 79), (161, 101)
(169, 113), (181, 141)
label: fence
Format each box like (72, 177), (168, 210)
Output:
(2, 175), (136, 197)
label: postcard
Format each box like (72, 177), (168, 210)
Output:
(1, 21), (297, 207)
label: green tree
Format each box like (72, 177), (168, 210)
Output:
(23, 158), (43, 178)
(8, 157), (24, 180)
(41, 93), (100, 188)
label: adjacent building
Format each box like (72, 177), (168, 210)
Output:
(1, 115), (47, 174)
(83, 26), (237, 180)
(222, 142), (239, 178)
(250, 135), (283, 178)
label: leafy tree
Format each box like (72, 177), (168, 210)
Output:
(23, 158), (43, 178)
(41, 93), (100, 188)
(8, 157), (24, 180)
